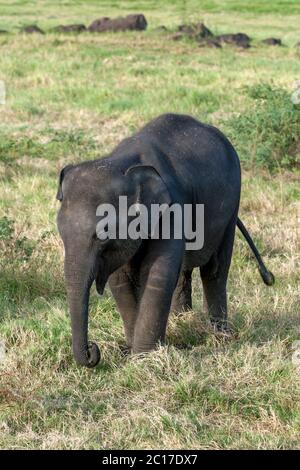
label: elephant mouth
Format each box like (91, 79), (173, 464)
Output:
(95, 271), (108, 295)
(96, 282), (105, 295)
(92, 252), (108, 295)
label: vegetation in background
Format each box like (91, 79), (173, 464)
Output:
(226, 83), (300, 170)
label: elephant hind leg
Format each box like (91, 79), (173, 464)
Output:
(200, 214), (237, 331)
(170, 269), (193, 314)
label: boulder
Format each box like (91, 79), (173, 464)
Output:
(178, 22), (213, 38)
(52, 24), (86, 33)
(217, 33), (251, 48)
(88, 14), (147, 32)
(171, 32), (184, 41)
(21, 25), (44, 34)
(261, 37), (282, 46)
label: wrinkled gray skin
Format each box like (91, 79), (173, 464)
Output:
(56, 114), (270, 367)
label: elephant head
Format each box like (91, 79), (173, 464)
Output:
(56, 160), (171, 367)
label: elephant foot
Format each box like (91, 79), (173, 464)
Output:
(73, 341), (101, 368)
(131, 341), (159, 355)
(211, 319), (235, 340)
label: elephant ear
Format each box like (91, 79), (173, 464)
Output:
(125, 164), (172, 207)
(56, 164), (73, 201)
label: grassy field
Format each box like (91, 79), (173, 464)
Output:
(0, 0), (300, 450)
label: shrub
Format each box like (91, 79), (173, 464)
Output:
(226, 83), (300, 170)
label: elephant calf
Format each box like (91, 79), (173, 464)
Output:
(56, 113), (274, 367)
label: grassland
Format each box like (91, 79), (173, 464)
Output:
(0, 0), (300, 450)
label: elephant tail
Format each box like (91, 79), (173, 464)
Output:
(237, 217), (275, 286)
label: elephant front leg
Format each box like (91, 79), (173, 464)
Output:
(109, 266), (138, 349)
(170, 269), (193, 314)
(132, 240), (184, 353)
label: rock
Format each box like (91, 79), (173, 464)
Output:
(171, 32), (184, 41)
(88, 14), (147, 32)
(177, 24), (193, 35)
(194, 22), (213, 38)
(198, 37), (222, 48)
(21, 25), (44, 34)
(52, 24), (86, 33)
(261, 37), (282, 46)
(178, 22), (213, 38)
(172, 23), (252, 49)
(217, 33), (251, 48)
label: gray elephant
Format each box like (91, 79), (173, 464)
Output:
(56, 113), (274, 367)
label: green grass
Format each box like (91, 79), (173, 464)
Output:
(0, 0), (300, 450)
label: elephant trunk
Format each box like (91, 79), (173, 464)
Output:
(64, 252), (101, 368)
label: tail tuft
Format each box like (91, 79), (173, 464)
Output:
(259, 266), (275, 286)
